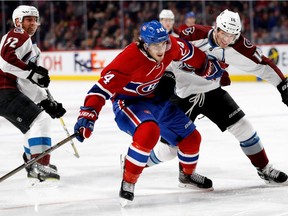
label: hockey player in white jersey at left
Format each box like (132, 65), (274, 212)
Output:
(0, 5), (66, 182)
(148, 9), (288, 188)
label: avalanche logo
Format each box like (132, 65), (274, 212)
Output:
(136, 77), (161, 96)
(243, 38), (253, 49)
(268, 48), (279, 64)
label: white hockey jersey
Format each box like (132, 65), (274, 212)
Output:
(169, 24), (285, 98)
(0, 27), (46, 103)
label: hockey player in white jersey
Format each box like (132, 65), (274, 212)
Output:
(147, 9), (288, 188)
(0, 5), (66, 182)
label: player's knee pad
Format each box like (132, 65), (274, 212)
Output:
(227, 117), (256, 142)
(155, 140), (178, 161)
(177, 129), (201, 153)
(133, 121), (160, 151)
(147, 140), (177, 166)
(25, 111), (52, 140)
(24, 111), (52, 164)
(228, 117), (264, 156)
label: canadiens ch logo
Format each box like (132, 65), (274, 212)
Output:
(136, 77), (161, 96)
(268, 48), (279, 64)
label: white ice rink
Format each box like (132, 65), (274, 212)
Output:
(0, 81), (287, 216)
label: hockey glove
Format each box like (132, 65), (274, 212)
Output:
(154, 71), (176, 102)
(74, 106), (98, 142)
(27, 61), (50, 88)
(195, 59), (226, 80)
(220, 71), (231, 86)
(277, 78), (288, 106)
(39, 99), (66, 119)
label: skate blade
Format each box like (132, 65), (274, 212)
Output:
(178, 183), (214, 191)
(120, 154), (125, 176)
(119, 197), (132, 208)
(26, 178), (60, 189)
(263, 180), (288, 186)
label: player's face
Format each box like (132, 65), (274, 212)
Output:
(185, 17), (196, 27)
(21, 16), (39, 36)
(147, 41), (167, 62)
(214, 29), (236, 48)
(160, 18), (174, 32)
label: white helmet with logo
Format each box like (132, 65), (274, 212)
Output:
(216, 9), (241, 37)
(12, 5), (40, 27)
(159, 9), (175, 20)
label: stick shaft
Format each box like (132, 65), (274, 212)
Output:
(0, 133), (78, 183)
(45, 89), (80, 158)
(59, 117), (80, 158)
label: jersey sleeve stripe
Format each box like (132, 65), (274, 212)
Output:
(88, 83), (112, 100)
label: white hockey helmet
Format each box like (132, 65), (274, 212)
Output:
(12, 5), (40, 27)
(159, 9), (175, 20)
(216, 9), (241, 36)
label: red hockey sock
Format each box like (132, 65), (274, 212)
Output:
(124, 121), (160, 183)
(178, 129), (201, 175)
(247, 149), (269, 169)
(31, 154), (50, 166)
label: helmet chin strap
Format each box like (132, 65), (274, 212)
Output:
(143, 43), (149, 51)
(212, 29), (220, 47)
(15, 22), (23, 32)
(142, 43), (154, 59)
(16, 22), (36, 37)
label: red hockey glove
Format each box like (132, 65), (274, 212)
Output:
(220, 71), (231, 86)
(74, 106), (98, 142)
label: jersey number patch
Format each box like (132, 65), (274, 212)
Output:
(103, 73), (115, 84)
(4, 37), (19, 48)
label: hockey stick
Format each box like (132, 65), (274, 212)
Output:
(45, 89), (80, 158)
(59, 117), (80, 158)
(0, 133), (78, 183)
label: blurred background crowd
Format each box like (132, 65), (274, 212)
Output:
(1, 1), (288, 51)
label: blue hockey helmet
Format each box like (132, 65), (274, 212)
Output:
(140, 20), (169, 45)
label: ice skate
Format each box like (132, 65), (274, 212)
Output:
(257, 164), (288, 185)
(27, 162), (60, 181)
(25, 161), (60, 188)
(23, 153), (60, 182)
(119, 180), (135, 207)
(23, 153), (57, 172)
(119, 155), (135, 207)
(178, 165), (213, 191)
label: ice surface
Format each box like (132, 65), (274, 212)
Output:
(0, 81), (287, 216)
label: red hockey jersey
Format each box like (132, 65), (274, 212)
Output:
(84, 35), (209, 113)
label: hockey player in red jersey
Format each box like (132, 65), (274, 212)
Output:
(74, 20), (225, 204)
(147, 9), (288, 187)
(0, 5), (66, 182)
